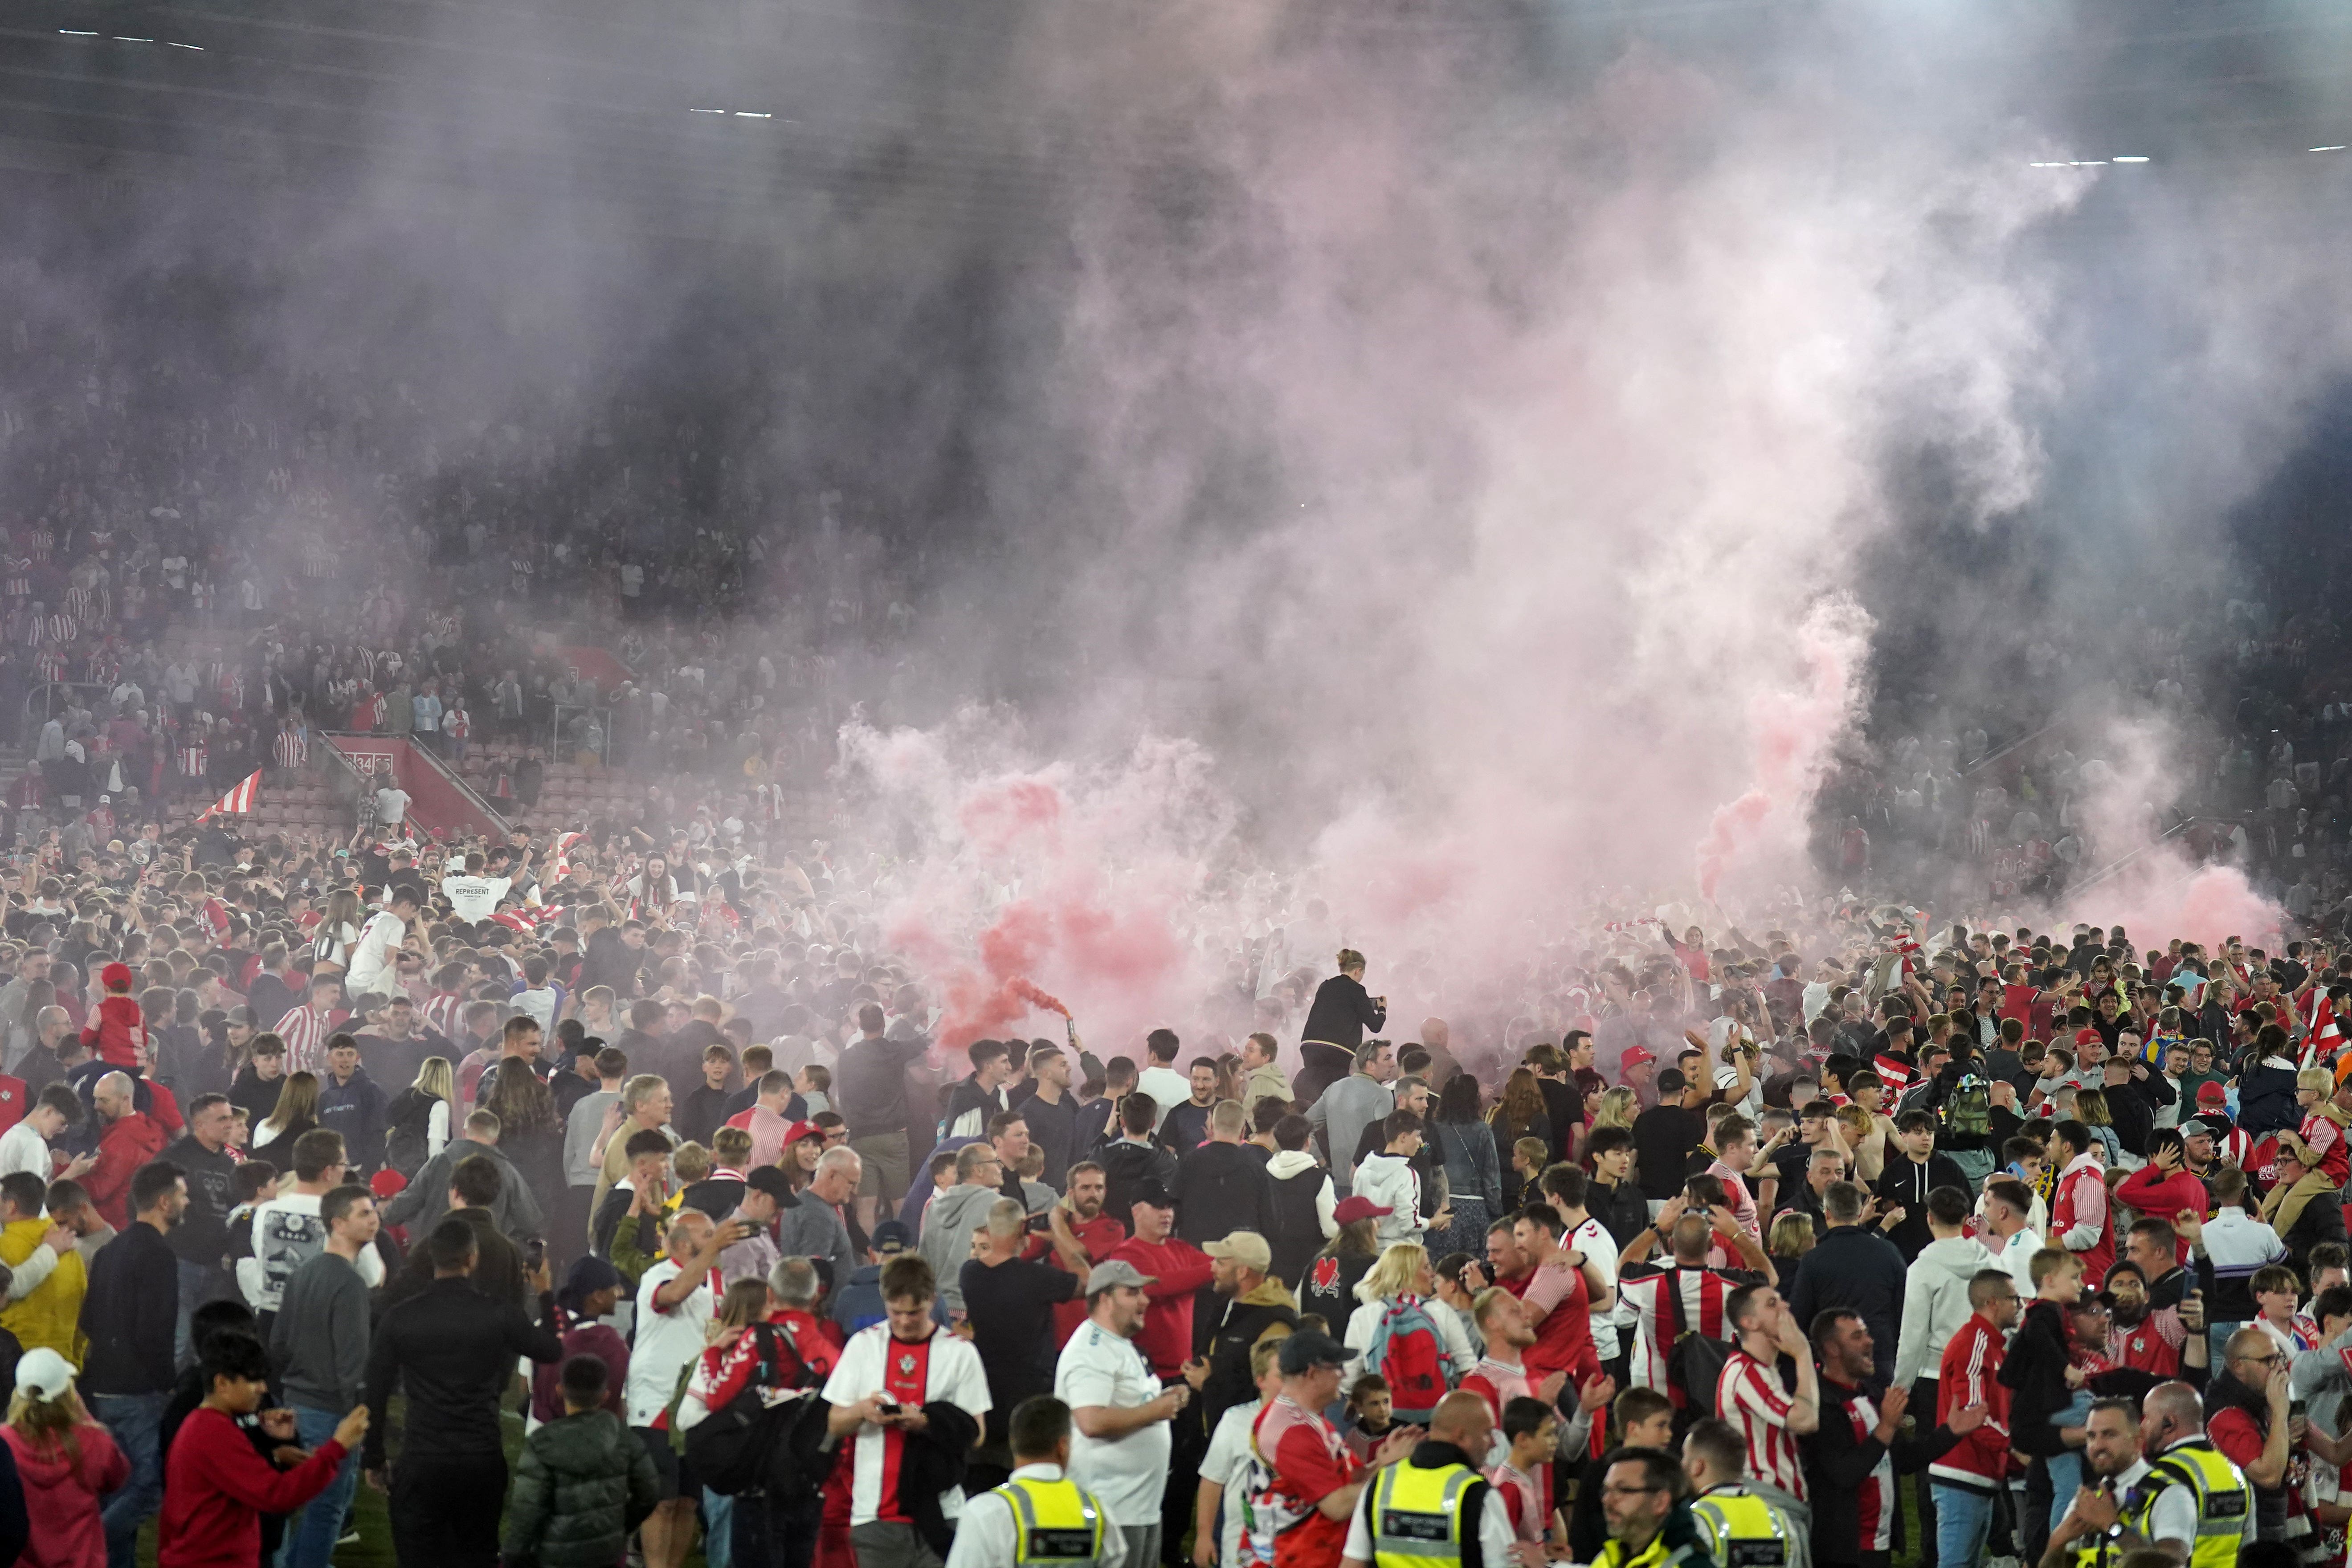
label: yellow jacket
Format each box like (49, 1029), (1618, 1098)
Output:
(0, 1216), (86, 1365)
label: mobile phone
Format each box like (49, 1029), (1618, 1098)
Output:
(874, 1395), (901, 1416)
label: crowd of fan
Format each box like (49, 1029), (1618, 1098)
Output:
(0, 832), (2337, 1568)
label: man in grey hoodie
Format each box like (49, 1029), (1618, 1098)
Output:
(382, 1108), (545, 1242)
(919, 1140), (1012, 1317)
(1305, 1040), (1395, 1198)
(1891, 1184), (1989, 1568)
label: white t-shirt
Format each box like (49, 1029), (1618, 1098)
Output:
(235, 1193), (389, 1311)
(440, 875), (513, 922)
(1054, 1319), (1171, 1526)
(345, 910), (408, 996)
(626, 1260), (715, 1427)
(0, 1122), (48, 1181)
(821, 1323), (991, 1526)
(1135, 1066), (1192, 1132)
(1570, 1214), (1621, 1359)
(1202, 1398), (1263, 1568)
(374, 785), (411, 825)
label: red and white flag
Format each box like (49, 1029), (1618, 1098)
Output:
(2306, 991), (2343, 1071)
(550, 830), (587, 881)
(196, 769), (261, 821)
(1874, 1053), (1915, 1096)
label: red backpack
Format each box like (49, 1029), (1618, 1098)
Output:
(1362, 1297), (1449, 1421)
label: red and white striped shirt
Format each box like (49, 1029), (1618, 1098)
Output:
(1718, 1348), (1808, 1501)
(273, 728), (310, 770)
(272, 1003), (341, 1077)
(1619, 1264), (1751, 1396)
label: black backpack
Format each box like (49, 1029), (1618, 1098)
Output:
(682, 1319), (832, 1498)
(1663, 1267), (1734, 1424)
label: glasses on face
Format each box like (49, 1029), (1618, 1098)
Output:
(2236, 1351), (2280, 1367)
(1602, 1484), (1665, 1499)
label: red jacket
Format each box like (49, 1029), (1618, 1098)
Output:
(158, 1407), (348, 1568)
(1929, 1312), (2009, 1493)
(2114, 1166), (2205, 1268)
(86, 1110), (169, 1231)
(2, 1421), (127, 1568)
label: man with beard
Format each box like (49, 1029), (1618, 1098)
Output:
(2048, 1386), (2256, 1567)
(1803, 1308), (1984, 1568)
(1033, 1161), (1129, 1347)
(2099, 1263), (2182, 1379)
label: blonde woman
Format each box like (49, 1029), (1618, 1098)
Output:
(1767, 1210), (1817, 1296)
(1340, 1241), (1478, 1417)
(385, 1057), (457, 1177)
(253, 1070), (321, 1156)
(1589, 1087), (1639, 1138)
(2, 1348), (127, 1568)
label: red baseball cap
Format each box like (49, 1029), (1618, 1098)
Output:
(370, 1169), (408, 1200)
(1331, 1196), (1393, 1225)
(101, 962), (134, 992)
(781, 1120), (825, 1146)
(1621, 1046), (1657, 1068)
(2074, 1028), (2102, 1047)
(2197, 1082), (2228, 1107)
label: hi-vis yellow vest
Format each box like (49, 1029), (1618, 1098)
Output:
(989, 1474), (1108, 1565)
(2126, 1441), (2251, 1568)
(1688, 1486), (1792, 1567)
(1368, 1459), (1479, 1568)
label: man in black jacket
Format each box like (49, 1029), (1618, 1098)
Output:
(1175, 1101), (1277, 1247)
(1787, 1182), (1909, 1385)
(1803, 1307), (1978, 1568)
(1098, 1093), (1178, 1226)
(364, 1216), (563, 1568)
(81, 1160), (184, 1568)
(1870, 1112), (1968, 1263)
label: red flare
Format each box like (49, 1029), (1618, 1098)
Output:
(1011, 978), (1071, 1017)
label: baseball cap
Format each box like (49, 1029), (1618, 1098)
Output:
(1621, 1045), (1657, 1068)
(1277, 1329), (1351, 1376)
(1331, 1195), (1393, 1225)
(744, 1166), (800, 1206)
(1130, 1180), (1174, 1210)
(2197, 1082), (2229, 1107)
(15, 1348), (72, 1401)
(1086, 1259), (1156, 1294)
(780, 1120), (825, 1147)
(871, 1220), (913, 1255)
(1203, 1231), (1272, 1273)
(100, 962), (134, 992)
(369, 1169), (408, 1200)
(2074, 1028), (2102, 1046)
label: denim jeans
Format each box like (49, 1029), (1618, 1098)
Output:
(1933, 1482), (1996, 1566)
(2046, 1451), (2084, 1534)
(281, 1405), (362, 1568)
(703, 1488), (734, 1568)
(90, 1390), (167, 1568)
(175, 1258), (226, 1368)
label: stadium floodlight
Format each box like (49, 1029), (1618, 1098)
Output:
(2111, 156), (2148, 163)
